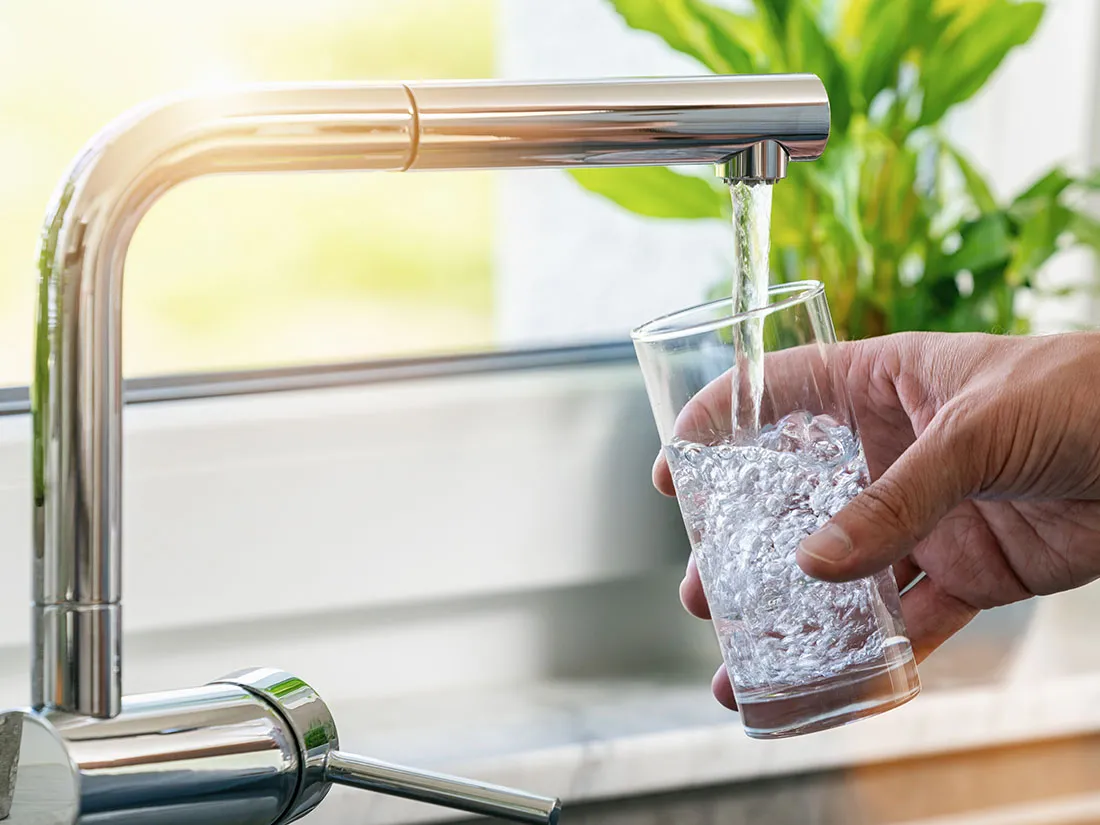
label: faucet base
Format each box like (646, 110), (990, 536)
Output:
(2, 668), (559, 824)
(0, 710), (79, 825)
(0, 713), (21, 818)
(4, 680), (300, 825)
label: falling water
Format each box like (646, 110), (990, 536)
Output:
(729, 180), (774, 439)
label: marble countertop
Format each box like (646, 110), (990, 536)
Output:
(315, 667), (1100, 825)
(298, 591), (1100, 824)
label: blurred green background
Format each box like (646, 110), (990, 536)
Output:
(0, 0), (496, 384)
(571, 0), (1100, 340)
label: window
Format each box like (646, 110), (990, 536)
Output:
(2, 0), (1097, 391)
(0, 0), (502, 385)
(0, 0), (731, 391)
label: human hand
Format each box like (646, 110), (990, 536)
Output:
(654, 331), (1100, 709)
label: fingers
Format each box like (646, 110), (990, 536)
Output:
(711, 664), (737, 710)
(669, 344), (853, 445)
(797, 408), (978, 583)
(899, 575), (979, 662)
(652, 342), (860, 498)
(679, 555), (711, 619)
(653, 452), (675, 497)
(673, 368), (734, 446)
(675, 554), (735, 710)
(675, 555), (732, 709)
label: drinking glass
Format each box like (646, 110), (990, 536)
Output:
(632, 281), (920, 739)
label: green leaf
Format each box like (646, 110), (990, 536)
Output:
(880, 138), (921, 233)
(918, 1), (1044, 126)
(1007, 200), (1073, 285)
(1013, 167), (1074, 205)
(1068, 209), (1100, 253)
(844, 0), (933, 110)
(752, 0), (796, 46)
(568, 167), (726, 220)
(785, 4), (854, 131)
(769, 168), (813, 248)
(1033, 284), (1095, 299)
(608, 0), (767, 74)
(691, 1), (776, 70)
(838, 0), (874, 50)
(934, 213), (1012, 278)
(809, 0), (841, 37)
(971, 261), (1013, 299)
(1007, 168), (1074, 225)
(933, 0), (1002, 41)
(942, 140), (997, 212)
(1077, 168), (1100, 190)
(804, 140), (874, 284)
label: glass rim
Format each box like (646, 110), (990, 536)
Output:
(630, 280), (826, 344)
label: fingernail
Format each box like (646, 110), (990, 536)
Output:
(798, 524), (853, 564)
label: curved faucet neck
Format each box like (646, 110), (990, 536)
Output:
(32, 84), (417, 718)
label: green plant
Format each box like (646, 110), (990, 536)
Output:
(571, 0), (1100, 338)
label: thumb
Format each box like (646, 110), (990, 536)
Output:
(796, 416), (977, 583)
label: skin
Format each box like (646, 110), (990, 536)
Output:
(653, 331), (1100, 710)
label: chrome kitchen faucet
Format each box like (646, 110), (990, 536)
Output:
(2, 74), (829, 824)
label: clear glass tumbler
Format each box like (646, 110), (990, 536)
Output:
(632, 281), (920, 739)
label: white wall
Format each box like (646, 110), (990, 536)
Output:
(493, 0), (1100, 340)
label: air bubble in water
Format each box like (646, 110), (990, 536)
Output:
(665, 411), (883, 691)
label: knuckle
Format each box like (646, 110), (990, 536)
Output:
(853, 477), (919, 543)
(929, 397), (989, 490)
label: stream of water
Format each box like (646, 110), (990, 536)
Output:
(729, 180), (774, 438)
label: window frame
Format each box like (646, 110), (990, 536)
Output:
(0, 341), (637, 416)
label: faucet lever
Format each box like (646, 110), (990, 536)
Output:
(325, 750), (560, 824)
(216, 668), (561, 824)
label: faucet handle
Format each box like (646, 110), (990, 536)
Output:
(325, 750), (560, 824)
(215, 669), (560, 825)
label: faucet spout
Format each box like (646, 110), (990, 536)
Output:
(21, 72), (831, 825)
(32, 74), (830, 721)
(32, 83), (419, 719)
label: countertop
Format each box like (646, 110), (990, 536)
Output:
(312, 589), (1100, 823)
